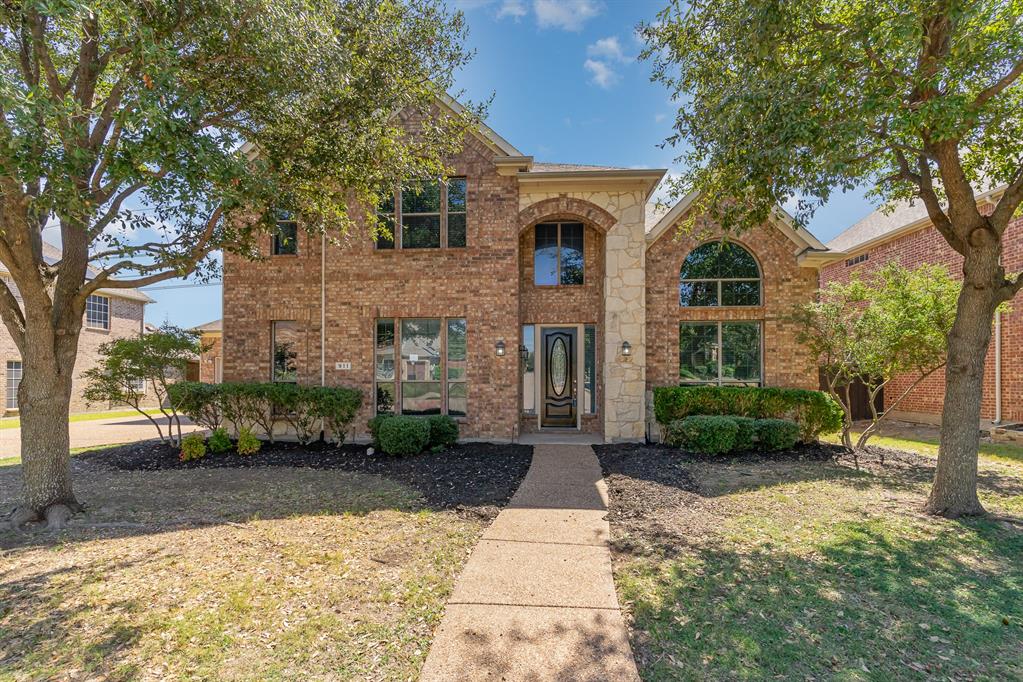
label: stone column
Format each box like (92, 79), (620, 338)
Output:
(603, 191), (646, 442)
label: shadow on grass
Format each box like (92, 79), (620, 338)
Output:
(0, 442), (534, 551)
(622, 518), (1023, 680)
(0, 558), (147, 678)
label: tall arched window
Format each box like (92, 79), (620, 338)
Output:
(679, 241), (761, 307)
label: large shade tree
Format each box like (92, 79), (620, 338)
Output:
(0, 0), (479, 525)
(644, 0), (1023, 517)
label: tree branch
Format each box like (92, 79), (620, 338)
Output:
(973, 58), (1023, 109)
(990, 163), (1023, 231)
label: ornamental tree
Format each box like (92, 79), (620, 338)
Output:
(0, 0), (478, 525)
(82, 324), (202, 447)
(793, 263), (959, 461)
(644, 0), (1023, 516)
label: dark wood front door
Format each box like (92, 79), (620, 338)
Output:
(542, 328), (577, 427)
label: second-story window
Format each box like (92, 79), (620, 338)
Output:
(375, 178), (467, 250)
(85, 294), (110, 330)
(534, 222), (584, 286)
(273, 210), (298, 255)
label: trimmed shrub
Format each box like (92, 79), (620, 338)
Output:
(427, 415), (459, 448)
(309, 386), (362, 445)
(732, 416), (756, 452)
(755, 418), (800, 451)
(236, 427), (261, 456)
(368, 414), (392, 447)
(378, 416), (431, 456)
(168, 381), (223, 430)
(179, 432), (207, 461)
(674, 415), (739, 454)
(652, 386), (842, 442)
(207, 427), (232, 453)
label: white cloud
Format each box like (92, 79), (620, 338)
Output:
(534, 0), (602, 31)
(584, 58), (619, 89)
(654, 113), (667, 123)
(496, 0), (527, 19)
(587, 36), (631, 63)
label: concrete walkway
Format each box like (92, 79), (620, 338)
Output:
(420, 445), (640, 681)
(0, 414), (199, 458)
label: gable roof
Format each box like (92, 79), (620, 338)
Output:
(192, 318), (222, 333)
(436, 92), (523, 157)
(532, 162), (631, 173)
(644, 191), (830, 262)
(826, 183), (1007, 254)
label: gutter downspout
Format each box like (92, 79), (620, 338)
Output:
(995, 308), (1002, 424)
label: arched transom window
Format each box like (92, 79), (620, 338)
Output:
(679, 241), (761, 307)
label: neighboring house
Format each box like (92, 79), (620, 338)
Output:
(193, 318), (223, 383)
(0, 242), (153, 416)
(222, 100), (834, 442)
(820, 185), (1023, 426)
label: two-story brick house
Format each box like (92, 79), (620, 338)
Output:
(1, 242), (153, 416)
(222, 103), (833, 442)
(821, 185), (1022, 426)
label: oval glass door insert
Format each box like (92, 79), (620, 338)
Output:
(550, 337), (568, 395)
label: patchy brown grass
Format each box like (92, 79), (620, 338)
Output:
(0, 460), (485, 681)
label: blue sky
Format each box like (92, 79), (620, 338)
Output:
(142, 0), (877, 328)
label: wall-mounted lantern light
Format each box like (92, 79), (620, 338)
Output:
(621, 340), (632, 357)
(495, 340), (506, 357)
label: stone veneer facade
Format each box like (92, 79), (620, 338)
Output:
(222, 117), (825, 442)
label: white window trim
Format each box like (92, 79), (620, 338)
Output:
(85, 294), (110, 331)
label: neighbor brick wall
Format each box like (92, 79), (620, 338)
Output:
(223, 131), (522, 440)
(820, 215), (1023, 423)
(199, 334), (223, 383)
(0, 293), (146, 415)
(645, 220), (820, 391)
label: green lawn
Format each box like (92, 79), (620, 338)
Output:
(0, 443), (126, 468)
(608, 451), (1023, 680)
(0, 408), (165, 430)
(824, 429), (1023, 468)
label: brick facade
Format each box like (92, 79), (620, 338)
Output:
(198, 333), (223, 384)
(820, 215), (1023, 424)
(646, 220), (820, 391)
(222, 115), (826, 442)
(0, 292), (147, 415)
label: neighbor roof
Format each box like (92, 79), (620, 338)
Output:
(826, 183), (1008, 254)
(192, 318), (222, 333)
(0, 241), (154, 303)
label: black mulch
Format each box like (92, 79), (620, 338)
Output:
(78, 440), (533, 518)
(592, 441), (848, 554)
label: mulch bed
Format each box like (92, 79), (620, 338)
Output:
(592, 441), (848, 555)
(78, 440), (533, 518)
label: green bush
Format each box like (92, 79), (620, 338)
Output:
(207, 427), (232, 453)
(310, 386), (362, 445)
(652, 386), (842, 442)
(427, 415), (459, 448)
(674, 415), (739, 454)
(168, 381), (223, 430)
(236, 427), (261, 456)
(755, 418), (800, 451)
(368, 414), (392, 447)
(732, 416), (756, 451)
(179, 432), (207, 461)
(378, 416), (431, 456)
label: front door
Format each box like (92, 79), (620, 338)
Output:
(542, 327), (577, 427)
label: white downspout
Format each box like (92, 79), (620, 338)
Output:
(994, 308), (1002, 424)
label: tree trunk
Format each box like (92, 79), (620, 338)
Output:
(17, 349), (80, 517)
(925, 247), (1002, 517)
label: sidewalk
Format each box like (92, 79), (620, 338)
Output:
(420, 444), (639, 681)
(0, 414), (199, 458)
